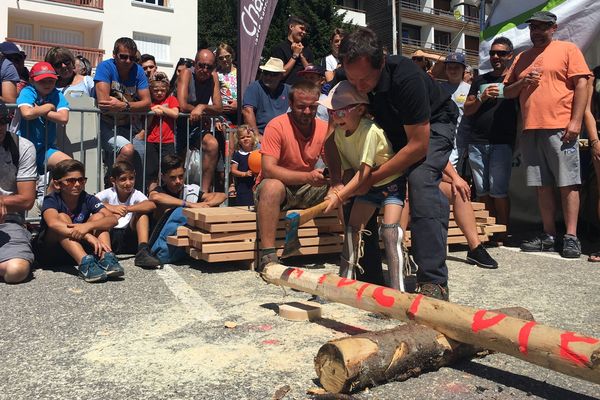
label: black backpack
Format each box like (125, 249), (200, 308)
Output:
(2, 131), (19, 170)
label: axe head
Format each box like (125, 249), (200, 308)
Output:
(282, 211), (301, 258)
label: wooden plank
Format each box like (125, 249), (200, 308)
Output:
(197, 244), (343, 263)
(449, 210), (489, 220)
(176, 226), (192, 238)
(196, 234), (344, 254)
(188, 227), (319, 244)
(183, 206), (341, 224)
(167, 236), (190, 247)
(190, 216), (342, 233)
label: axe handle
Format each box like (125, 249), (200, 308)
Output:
(298, 200), (330, 226)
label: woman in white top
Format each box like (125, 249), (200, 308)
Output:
(324, 28), (345, 82)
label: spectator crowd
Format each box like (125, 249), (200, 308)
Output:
(1, 13), (599, 303)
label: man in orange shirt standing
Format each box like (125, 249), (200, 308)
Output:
(254, 81), (329, 270)
(504, 11), (590, 258)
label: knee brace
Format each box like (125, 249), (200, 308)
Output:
(380, 223), (405, 291)
(339, 226), (370, 279)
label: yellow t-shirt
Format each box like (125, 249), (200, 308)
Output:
(334, 118), (402, 187)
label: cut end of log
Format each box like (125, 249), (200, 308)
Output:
(278, 301), (322, 321)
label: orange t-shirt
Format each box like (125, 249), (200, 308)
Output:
(504, 40), (590, 131)
(257, 113), (327, 184)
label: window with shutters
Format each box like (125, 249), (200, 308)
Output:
(133, 32), (170, 63)
(14, 23), (34, 41)
(40, 27), (84, 46)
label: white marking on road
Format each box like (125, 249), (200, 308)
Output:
(498, 246), (583, 261)
(156, 265), (221, 321)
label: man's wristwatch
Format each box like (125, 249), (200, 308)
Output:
(291, 54), (300, 60)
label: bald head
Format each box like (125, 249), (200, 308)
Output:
(194, 49), (216, 81)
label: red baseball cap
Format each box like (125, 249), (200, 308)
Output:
(29, 62), (58, 82)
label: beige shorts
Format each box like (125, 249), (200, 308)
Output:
(254, 180), (328, 211)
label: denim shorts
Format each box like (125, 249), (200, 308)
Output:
(100, 120), (133, 155)
(356, 175), (406, 208)
(468, 144), (513, 198)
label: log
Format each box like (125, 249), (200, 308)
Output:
(261, 263), (600, 384)
(315, 308), (533, 393)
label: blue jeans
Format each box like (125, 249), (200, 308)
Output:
(468, 144), (513, 198)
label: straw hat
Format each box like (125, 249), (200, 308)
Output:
(259, 57), (285, 73)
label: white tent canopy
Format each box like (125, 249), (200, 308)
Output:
(480, 0), (600, 72)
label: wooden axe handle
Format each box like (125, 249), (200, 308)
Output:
(298, 200), (330, 226)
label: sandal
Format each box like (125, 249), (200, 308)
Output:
(588, 251), (600, 262)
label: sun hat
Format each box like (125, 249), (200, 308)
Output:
(259, 57), (285, 73)
(444, 52), (467, 67)
(297, 65), (325, 77)
(525, 11), (557, 24)
(318, 80), (369, 110)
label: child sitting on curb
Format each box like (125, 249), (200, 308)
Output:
(322, 81), (407, 291)
(37, 159), (122, 283)
(95, 161), (161, 268)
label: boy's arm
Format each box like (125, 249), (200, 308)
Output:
(46, 109), (69, 124)
(42, 208), (74, 238)
(126, 199), (156, 214)
(81, 208), (118, 232)
(149, 190), (186, 208)
(160, 106), (179, 119)
(102, 202), (127, 217)
(197, 192), (226, 207)
(19, 103), (56, 120)
(325, 165), (372, 213)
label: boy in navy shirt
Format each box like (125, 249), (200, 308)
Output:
(38, 159), (122, 283)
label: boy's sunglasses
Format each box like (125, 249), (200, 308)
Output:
(196, 62), (215, 71)
(59, 177), (88, 185)
(489, 50), (511, 57)
(117, 53), (138, 62)
(328, 104), (361, 118)
(218, 54), (232, 61)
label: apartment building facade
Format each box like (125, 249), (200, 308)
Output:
(338, 0), (481, 68)
(0, 0), (197, 75)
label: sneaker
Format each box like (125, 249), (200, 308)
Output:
(467, 244), (498, 269)
(78, 255), (107, 283)
(416, 283), (449, 301)
(98, 252), (125, 278)
(562, 234), (581, 258)
(135, 246), (161, 268)
(256, 252), (279, 273)
(520, 233), (555, 252)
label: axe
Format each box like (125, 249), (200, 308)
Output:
(281, 200), (330, 258)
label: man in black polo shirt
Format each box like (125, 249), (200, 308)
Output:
(271, 16), (314, 85)
(328, 28), (458, 301)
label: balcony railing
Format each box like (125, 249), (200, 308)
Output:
(400, 1), (479, 24)
(6, 38), (105, 67)
(46, 0), (103, 10)
(401, 38), (479, 65)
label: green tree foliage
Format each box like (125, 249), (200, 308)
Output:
(197, 0), (352, 64)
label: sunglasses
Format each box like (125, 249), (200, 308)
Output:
(196, 62), (215, 71)
(529, 22), (554, 31)
(218, 54), (232, 61)
(52, 60), (73, 70)
(489, 50), (511, 57)
(412, 56), (424, 62)
(262, 70), (281, 77)
(142, 65), (156, 70)
(328, 104), (361, 118)
(117, 53), (138, 62)
(59, 177), (88, 185)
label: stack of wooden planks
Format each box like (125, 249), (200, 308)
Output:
(167, 202), (506, 265)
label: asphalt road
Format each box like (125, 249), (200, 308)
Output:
(0, 244), (599, 400)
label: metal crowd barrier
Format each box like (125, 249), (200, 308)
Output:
(5, 103), (234, 222)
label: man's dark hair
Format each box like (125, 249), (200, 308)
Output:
(287, 16), (307, 31)
(491, 37), (514, 52)
(289, 81), (320, 103)
(110, 161), (135, 179)
(161, 154), (184, 174)
(140, 54), (156, 64)
(113, 37), (138, 55)
(52, 159), (85, 181)
(45, 47), (75, 66)
(338, 27), (384, 70)
(330, 28), (345, 42)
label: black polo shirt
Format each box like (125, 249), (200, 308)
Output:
(368, 55), (458, 152)
(271, 39), (314, 85)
